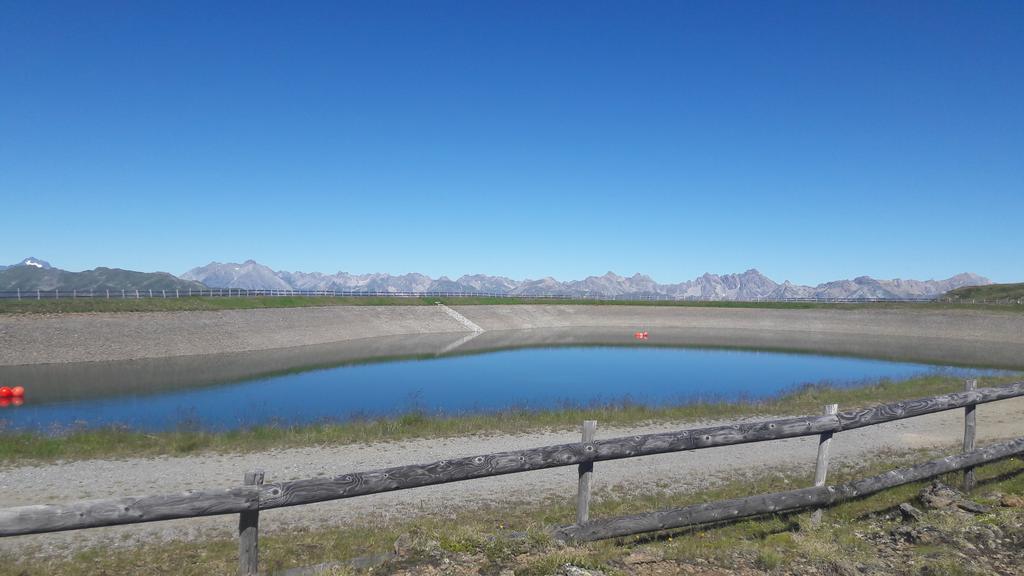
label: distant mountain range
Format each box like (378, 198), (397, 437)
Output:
(181, 260), (991, 300)
(0, 257), (204, 292)
(0, 256), (993, 299)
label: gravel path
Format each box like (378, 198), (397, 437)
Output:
(2, 396), (1022, 558)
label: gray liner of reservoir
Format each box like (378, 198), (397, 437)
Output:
(3, 327), (1021, 405)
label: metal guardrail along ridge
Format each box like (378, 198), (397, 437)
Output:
(0, 289), (1020, 305)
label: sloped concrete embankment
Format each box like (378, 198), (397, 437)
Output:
(0, 305), (1022, 366)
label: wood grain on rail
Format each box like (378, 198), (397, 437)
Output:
(0, 487), (258, 537)
(836, 381), (1024, 430)
(258, 414), (839, 509)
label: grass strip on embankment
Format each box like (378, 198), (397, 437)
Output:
(0, 295), (432, 314)
(1, 374), (1018, 465)
(3, 447), (1021, 575)
(1, 295), (1022, 314)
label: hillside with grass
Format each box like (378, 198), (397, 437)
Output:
(945, 282), (1024, 301)
(0, 266), (206, 292)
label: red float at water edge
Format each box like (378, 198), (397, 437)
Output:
(0, 386), (25, 407)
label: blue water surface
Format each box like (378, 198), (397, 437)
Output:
(0, 347), (1000, 432)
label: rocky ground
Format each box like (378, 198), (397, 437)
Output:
(299, 480), (1024, 576)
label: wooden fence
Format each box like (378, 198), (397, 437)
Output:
(1, 380), (1022, 575)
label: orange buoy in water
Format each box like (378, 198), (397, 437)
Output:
(0, 387), (11, 398)
(0, 399), (9, 408)
(11, 386), (24, 398)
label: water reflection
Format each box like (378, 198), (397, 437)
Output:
(0, 332), (1010, 432)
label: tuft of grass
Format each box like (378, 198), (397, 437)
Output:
(755, 548), (784, 571)
(0, 373), (1018, 464)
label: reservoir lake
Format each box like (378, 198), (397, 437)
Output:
(0, 346), (1004, 433)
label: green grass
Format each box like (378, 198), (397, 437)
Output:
(2, 294), (1022, 314)
(1, 373), (1018, 465)
(3, 448), (1021, 575)
(946, 282), (1024, 302)
(433, 296), (1002, 312)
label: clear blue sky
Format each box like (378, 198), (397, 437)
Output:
(2, 1), (1021, 285)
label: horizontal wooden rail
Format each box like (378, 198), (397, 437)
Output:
(0, 381), (1021, 537)
(258, 380), (1024, 509)
(836, 381), (1024, 430)
(555, 436), (1024, 541)
(0, 487), (258, 537)
(257, 413), (840, 509)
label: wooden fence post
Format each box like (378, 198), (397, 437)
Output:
(577, 420), (597, 525)
(964, 379), (977, 491)
(239, 469), (264, 576)
(811, 404), (838, 526)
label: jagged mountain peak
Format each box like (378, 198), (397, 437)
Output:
(16, 257), (53, 269)
(181, 260), (290, 290)
(947, 272), (989, 285)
